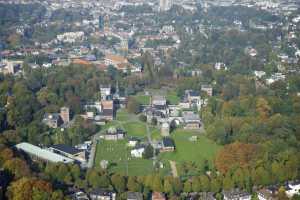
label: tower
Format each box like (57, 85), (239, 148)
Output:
(99, 15), (104, 31)
(60, 107), (70, 124)
(104, 15), (110, 33)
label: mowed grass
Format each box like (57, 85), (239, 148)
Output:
(133, 95), (150, 105)
(123, 122), (147, 138)
(116, 109), (137, 121)
(166, 91), (180, 105)
(159, 129), (221, 172)
(94, 140), (154, 176)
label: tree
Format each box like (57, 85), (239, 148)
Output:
(215, 142), (261, 174)
(183, 180), (192, 193)
(164, 177), (174, 195)
(127, 176), (142, 192)
(127, 97), (141, 114)
(210, 177), (222, 193)
(191, 177), (201, 192)
(223, 173), (234, 190)
(256, 97), (271, 121)
(278, 186), (289, 200)
(143, 145), (154, 159)
(3, 158), (31, 179)
(199, 175), (210, 192)
(172, 178), (183, 194)
(139, 114), (147, 122)
(152, 175), (163, 192)
(7, 177), (53, 200)
(111, 174), (126, 192)
(70, 164), (81, 181)
(151, 117), (158, 126)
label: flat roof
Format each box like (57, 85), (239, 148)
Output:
(50, 144), (82, 155)
(16, 142), (74, 164)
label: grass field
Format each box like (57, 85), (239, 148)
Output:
(123, 122), (147, 138)
(95, 107), (220, 177)
(166, 91), (180, 105)
(94, 140), (157, 176)
(133, 90), (180, 105)
(158, 129), (221, 176)
(133, 94), (150, 105)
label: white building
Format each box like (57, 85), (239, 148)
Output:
(131, 148), (145, 158)
(286, 181), (300, 197)
(254, 71), (266, 79)
(56, 31), (84, 43)
(159, 0), (173, 11)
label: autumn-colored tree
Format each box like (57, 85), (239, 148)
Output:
(3, 158), (31, 179)
(215, 142), (261, 174)
(0, 148), (14, 164)
(256, 97), (271, 121)
(7, 177), (53, 200)
(111, 174), (126, 192)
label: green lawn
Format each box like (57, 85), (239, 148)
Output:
(158, 129), (221, 176)
(116, 109), (137, 121)
(94, 140), (155, 176)
(133, 95), (150, 105)
(96, 108), (220, 177)
(166, 91), (180, 105)
(122, 122), (147, 138)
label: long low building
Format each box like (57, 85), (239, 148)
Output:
(15, 142), (74, 164)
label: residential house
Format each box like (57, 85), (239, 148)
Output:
(223, 189), (251, 200)
(42, 107), (70, 128)
(127, 192), (143, 200)
(105, 54), (128, 69)
(286, 180), (300, 197)
(185, 192), (216, 200)
(184, 90), (202, 110)
(257, 188), (277, 200)
(131, 147), (145, 158)
(152, 192), (166, 200)
(182, 111), (201, 130)
(266, 73), (286, 85)
(160, 137), (175, 152)
(152, 96), (167, 108)
(89, 189), (116, 200)
(254, 71), (266, 79)
(100, 85), (112, 100)
(127, 138), (140, 147)
(145, 107), (167, 124)
(145, 95), (169, 124)
(0, 60), (23, 74)
(161, 122), (170, 136)
(60, 107), (70, 124)
(100, 100), (114, 121)
(72, 191), (89, 200)
(49, 144), (87, 164)
(214, 62), (227, 70)
(42, 113), (63, 128)
(201, 85), (213, 96)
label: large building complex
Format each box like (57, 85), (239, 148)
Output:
(159, 0), (173, 11)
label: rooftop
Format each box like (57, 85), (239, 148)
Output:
(16, 142), (73, 164)
(50, 144), (82, 155)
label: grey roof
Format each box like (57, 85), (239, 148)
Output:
(127, 192), (143, 200)
(16, 142), (74, 163)
(50, 144), (82, 155)
(182, 112), (200, 122)
(223, 189), (251, 199)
